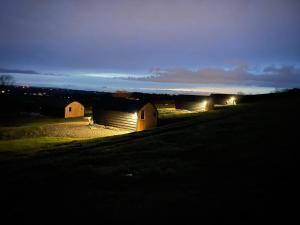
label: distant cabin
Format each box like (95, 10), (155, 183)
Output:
(153, 99), (176, 109)
(175, 95), (213, 112)
(93, 98), (157, 132)
(210, 94), (237, 106)
(41, 99), (85, 118)
(64, 101), (85, 118)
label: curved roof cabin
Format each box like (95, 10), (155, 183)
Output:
(175, 95), (213, 112)
(210, 94), (237, 106)
(93, 98), (157, 132)
(153, 99), (176, 109)
(64, 101), (85, 118)
(41, 99), (85, 118)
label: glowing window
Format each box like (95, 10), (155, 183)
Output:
(141, 110), (145, 120)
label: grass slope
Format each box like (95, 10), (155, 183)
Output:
(0, 96), (299, 224)
(0, 137), (81, 153)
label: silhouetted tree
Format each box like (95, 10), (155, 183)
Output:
(0, 74), (15, 87)
(113, 90), (132, 99)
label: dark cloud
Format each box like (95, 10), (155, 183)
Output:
(137, 65), (300, 88)
(0, 67), (69, 77)
(0, 67), (40, 74)
(0, 0), (300, 72)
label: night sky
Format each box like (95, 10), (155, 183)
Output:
(1, 0), (300, 94)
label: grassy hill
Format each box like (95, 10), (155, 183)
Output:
(0, 92), (299, 224)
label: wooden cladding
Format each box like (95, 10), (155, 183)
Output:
(93, 102), (158, 132)
(154, 101), (176, 109)
(64, 101), (84, 118)
(176, 101), (204, 112)
(175, 99), (213, 112)
(93, 110), (137, 131)
(136, 103), (157, 131)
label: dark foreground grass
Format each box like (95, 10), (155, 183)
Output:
(0, 137), (83, 154)
(0, 96), (299, 224)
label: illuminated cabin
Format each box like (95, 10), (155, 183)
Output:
(210, 94), (237, 106)
(64, 101), (85, 118)
(41, 99), (85, 118)
(175, 95), (213, 112)
(93, 98), (158, 132)
(153, 99), (176, 109)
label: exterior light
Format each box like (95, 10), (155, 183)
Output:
(199, 100), (208, 111)
(227, 97), (236, 105)
(133, 112), (138, 120)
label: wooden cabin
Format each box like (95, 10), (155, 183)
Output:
(41, 99), (85, 118)
(64, 101), (85, 118)
(130, 93), (177, 109)
(93, 98), (157, 132)
(210, 94), (237, 106)
(175, 95), (213, 112)
(153, 99), (176, 109)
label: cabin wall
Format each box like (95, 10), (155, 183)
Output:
(210, 94), (238, 106)
(212, 97), (237, 106)
(226, 98), (237, 105)
(65, 101), (84, 118)
(93, 110), (137, 131)
(137, 103), (158, 131)
(84, 106), (93, 116)
(213, 99), (227, 105)
(176, 100), (210, 112)
(206, 100), (214, 111)
(154, 101), (176, 109)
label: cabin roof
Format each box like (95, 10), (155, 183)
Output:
(94, 98), (153, 113)
(210, 94), (237, 100)
(210, 93), (234, 97)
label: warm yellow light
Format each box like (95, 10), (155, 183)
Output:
(133, 112), (138, 120)
(199, 100), (208, 111)
(227, 97), (236, 105)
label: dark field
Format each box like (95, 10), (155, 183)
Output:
(0, 91), (299, 224)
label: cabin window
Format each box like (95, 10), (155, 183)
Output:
(69, 107), (72, 112)
(141, 110), (145, 120)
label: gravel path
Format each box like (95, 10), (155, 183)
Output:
(42, 121), (130, 138)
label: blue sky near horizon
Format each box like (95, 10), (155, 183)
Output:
(7, 72), (275, 95)
(1, 0), (300, 94)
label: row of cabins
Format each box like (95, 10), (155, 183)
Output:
(42, 94), (238, 132)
